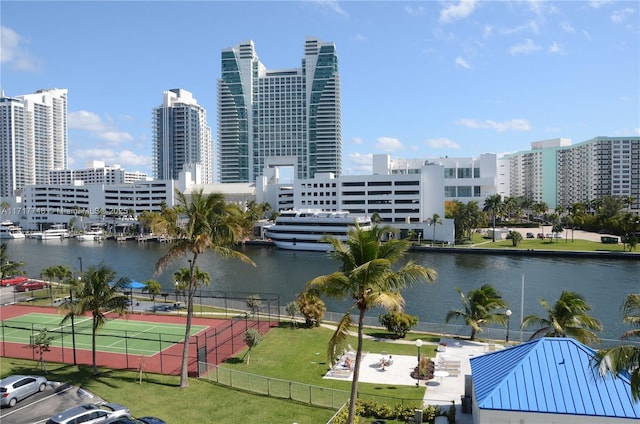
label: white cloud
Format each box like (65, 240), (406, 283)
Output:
(425, 137), (461, 149)
(500, 20), (540, 35)
(548, 41), (564, 54)
(0, 26), (41, 72)
(375, 137), (403, 152)
(99, 131), (134, 144)
(312, 0), (348, 17)
(75, 148), (151, 168)
(483, 24), (493, 39)
(345, 152), (373, 174)
(69, 111), (109, 132)
(439, 0), (477, 23)
(634, 128), (640, 136)
(509, 38), (542, 55)
(69, 110), (134, 145)
(353, 33), (367, 42)
(351, 137), (364, 145)
(405, 5), (426, 16)
(456, 118), (532, 132)
(455, 56), (471, 69)
(560, 22), (575, 33)
(611, 8), (634, 23)
(588, 0), (613, 8)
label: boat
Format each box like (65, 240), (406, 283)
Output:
(33, 224), (70, 240)
(75, 230), (104, 241)
(0, 221), (26, 239)
(264, 210), (372, 251)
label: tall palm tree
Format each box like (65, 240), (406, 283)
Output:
(142, 278), (162, 311)
(594, 294), (640, 401)
(445, 284), (507, 340)
(305, 225), (437, 424)
(429, 213), (442, 244)
(154, 188), (255, 388)
(521, 290), (602, 345)
(59, 264), (129, 375)
(483, 194), (502, 242)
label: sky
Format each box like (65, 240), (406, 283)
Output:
(1, 0), (639, 178)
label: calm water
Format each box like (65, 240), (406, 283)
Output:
(3, 238), (639, 341)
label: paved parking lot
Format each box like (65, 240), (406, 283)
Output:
(0, 381), (102, 424)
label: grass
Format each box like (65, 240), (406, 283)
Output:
(468, 233), (634, 252)
(0, 323), (442, 424)
(221, 323), (436, 405)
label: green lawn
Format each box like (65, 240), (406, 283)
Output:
(0, 323), (444, 424)
(469, 233), (633, 252)
(221, 324), (436, 405)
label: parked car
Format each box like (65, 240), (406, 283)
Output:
(526, 232), (535, 239)
(15, 280), (49, 292)
(536, 233), (544, 239)
(47, 403), (130, 424)
(0, 276), (28, 287)
(0, 375), (48, 407)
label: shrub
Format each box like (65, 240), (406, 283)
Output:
(378, 308), (419, 338)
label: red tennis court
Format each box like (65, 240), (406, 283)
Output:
(0, 304), (274, 377)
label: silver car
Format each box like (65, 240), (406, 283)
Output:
(0, 374), (48, 407)
(47, 402), (130, 424)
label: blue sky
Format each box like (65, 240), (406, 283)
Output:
(2, 1), (639, 177)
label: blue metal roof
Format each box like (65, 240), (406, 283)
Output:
(469, 337), (640, 419)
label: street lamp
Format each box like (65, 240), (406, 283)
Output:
(174, 281), (179, 302)
(415, 339), (423, 386)
(505, 309), (512, 343)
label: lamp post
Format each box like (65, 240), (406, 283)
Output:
(415, 339), (423, 387)
(505, 309), (512, 343)
(174, 281), (179, 302)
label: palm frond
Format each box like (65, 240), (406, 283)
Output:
(328, 313), (353, 364)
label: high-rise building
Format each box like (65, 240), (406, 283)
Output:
(0, 88), (68, 198)
(152, 89), (212, 183)
(218, 37), (341, 183)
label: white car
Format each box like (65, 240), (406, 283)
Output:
(47, 402), (130, 424)
(0, 375), (48, 407)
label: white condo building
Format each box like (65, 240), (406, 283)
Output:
(0, 88), (68, 198)
(498, 137), (639, 211)
(49, 161), (149, 185)
(218, 37), (341, 183)
(152, 89), (212, 184)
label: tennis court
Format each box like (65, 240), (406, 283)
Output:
(1, 312), (207, 356)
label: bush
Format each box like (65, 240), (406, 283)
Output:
(332, 399), (441, 423)
(378, 308), (419, 338)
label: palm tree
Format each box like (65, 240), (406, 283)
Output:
(59, 264), (129, 375)
(521, 291), (602, 345)
(0, 243), (24, 280)
(429, 213), (442, 245)
(594, 294), (640, 401)
(445, 284), (507, 340)
(40, 266), (58, 304)
(154, 188), (255, 388)
(142, 278), (162, 311)
(305, 225), (437, 424)
(483, 194), (502, 242)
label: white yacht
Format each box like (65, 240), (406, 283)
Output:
(33, 224), (70, 240)
(0, 221), (26, 239)
(75, 230), (103, 241)
(265, 210), (373, 251)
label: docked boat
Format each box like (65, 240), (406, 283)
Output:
(75, 230), (104, 241)
(0, 221), (26, 239)
(265, 210), (372, 251)
(32, 225), (70, 240)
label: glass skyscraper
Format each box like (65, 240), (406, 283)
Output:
(217, 37), (341, 183)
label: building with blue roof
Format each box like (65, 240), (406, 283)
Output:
(469, 337), (640, 423)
